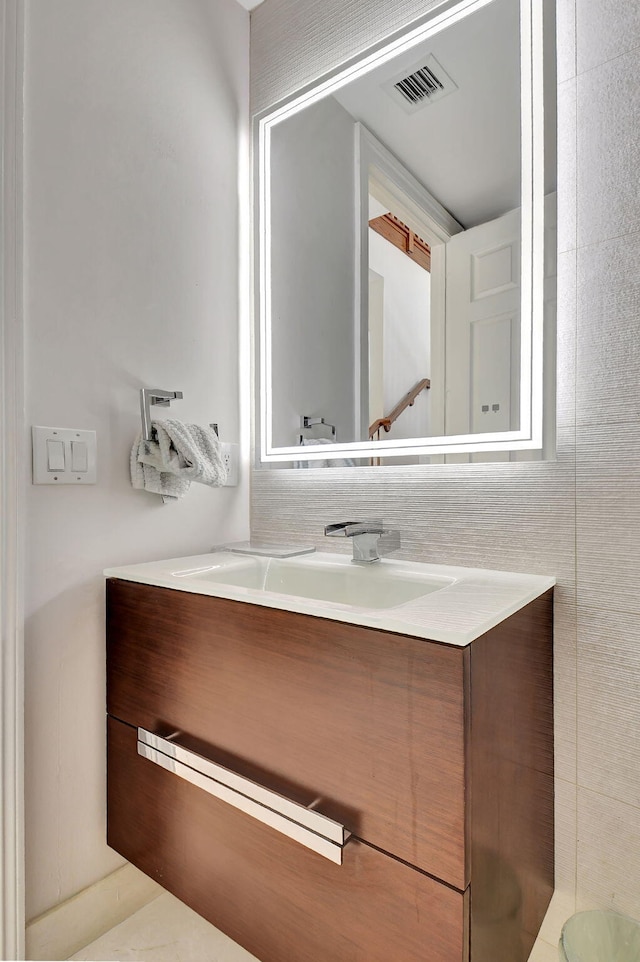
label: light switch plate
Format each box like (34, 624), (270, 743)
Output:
(32, 426), (97, 484)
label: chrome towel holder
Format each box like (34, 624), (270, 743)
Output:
(140, 388), (183, 441)
(139, 388), (218, 441)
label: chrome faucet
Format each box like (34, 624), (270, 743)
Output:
(324, 520), (401, 564)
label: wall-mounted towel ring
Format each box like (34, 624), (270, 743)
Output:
(299, 415), (337, 444)
(139, 388), (220, 442)
(140, 388), (183, 441)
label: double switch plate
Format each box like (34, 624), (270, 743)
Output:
(32, 426), (97, 484)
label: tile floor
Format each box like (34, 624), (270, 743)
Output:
(68, 893), (258, 962)
(68, 889), (573, 961)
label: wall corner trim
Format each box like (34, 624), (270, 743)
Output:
(1, 0), (25, 958)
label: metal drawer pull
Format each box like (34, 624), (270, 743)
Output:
(137, 729), (351, 865)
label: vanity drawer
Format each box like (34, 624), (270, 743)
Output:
(108, 717), (469, 962)
(107, 579), (468, 888)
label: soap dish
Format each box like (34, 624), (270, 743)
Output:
(215, 542), (316, 559)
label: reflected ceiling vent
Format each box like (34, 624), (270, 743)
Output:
(384, 55), (458, 114)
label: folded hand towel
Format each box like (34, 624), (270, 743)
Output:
(131, 419), (228, 500)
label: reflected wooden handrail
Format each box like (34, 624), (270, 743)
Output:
(369, 214), (431, 273)
(368, 378), (431, 440)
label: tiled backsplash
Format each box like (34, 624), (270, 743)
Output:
(250, 0), (640, 918)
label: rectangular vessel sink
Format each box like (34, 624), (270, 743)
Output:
(174, 554), (454, 610)
(104, 551), (555, 646)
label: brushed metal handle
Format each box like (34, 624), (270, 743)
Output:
(137, 729), (351, 864)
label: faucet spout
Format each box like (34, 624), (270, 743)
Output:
(324, 520), (401, 564)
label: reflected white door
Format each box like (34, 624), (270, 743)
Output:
(444, 207), (521, 455)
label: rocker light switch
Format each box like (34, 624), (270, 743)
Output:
(46, 439), (66, 472)
(32, 426), (97, 484)
(71, 441), (88, 473)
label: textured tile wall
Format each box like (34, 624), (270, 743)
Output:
(573, 0), (640, 921)
(250, 0), (640, 916)
(576, 47), (640, 246)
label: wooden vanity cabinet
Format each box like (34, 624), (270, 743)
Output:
(106, 579), (553, 962)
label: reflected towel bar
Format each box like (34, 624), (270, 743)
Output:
(299, 415), (337, 444)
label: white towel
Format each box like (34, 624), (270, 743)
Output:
(295, 437), (356, 469)
(131, 419), (228, 500)
(130, 438), (191, 501)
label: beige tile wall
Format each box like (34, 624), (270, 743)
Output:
(250, 0), (640, 921)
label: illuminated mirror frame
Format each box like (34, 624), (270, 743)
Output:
(256, 0), (546, 464)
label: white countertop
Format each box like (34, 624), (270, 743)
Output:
(104, 551), (555, 647)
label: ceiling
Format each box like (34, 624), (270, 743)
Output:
(235, 0), (265, 9)
(332, 0), (556, 228)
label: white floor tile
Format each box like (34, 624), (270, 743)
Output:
(538, 889), (576, 947)
(527, 937), (560, 962)
(70, 882), (571, 961)
(68, 892), (260, 962)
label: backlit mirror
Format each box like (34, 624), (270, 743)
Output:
(256, 0), (556, 465)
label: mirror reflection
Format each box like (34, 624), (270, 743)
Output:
(262, 0), (556, 464)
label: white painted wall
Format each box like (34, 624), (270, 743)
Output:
(368, 227), (430, 439)
(269, 97), (356, 447)
(23, 0), (249, 921)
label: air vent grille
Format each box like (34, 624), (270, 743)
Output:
(395, 64), (444, 105)
(384, 55), (457, 114)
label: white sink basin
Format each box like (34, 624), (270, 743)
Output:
(105, 550), (555, 647)
(173, 554), (455, 610)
